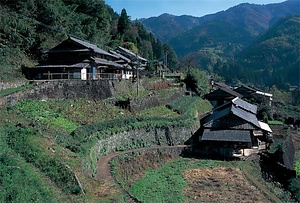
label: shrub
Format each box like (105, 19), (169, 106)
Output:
(289, 178), (300, 201)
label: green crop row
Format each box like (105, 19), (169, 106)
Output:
(167, 95), (211, 117)
(2, 126), (79, 195)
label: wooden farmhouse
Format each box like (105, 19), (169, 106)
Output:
(196, 97), (273, 157)
(25, 37), (147, 80)
(235, 85), (273, 106)
(203, 87), (243, 107)
(115, 46), (148, 69)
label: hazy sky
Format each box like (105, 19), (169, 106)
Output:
(105, 0), (286, 19)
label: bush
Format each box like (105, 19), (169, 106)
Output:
(289, 178), (300, 201)
(184, 68), (209, 96)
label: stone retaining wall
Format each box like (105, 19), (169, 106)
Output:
(0, 80), (113, 108)
(0, 81), (27, 91)
(92, 123), (199, 157)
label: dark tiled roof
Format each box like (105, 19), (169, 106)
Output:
(33, 63), (89, 68)
(201, 129), (251, 142)
(116, 46), (148, 62)
(236, 85), (260, 92)
(210, 97), (257, 115)
(109, 50), (131, 63)
(204, 87), (242, 100)
(201, 102), (260, 129)
(70, 37), (113, 56)
(92, 57), (125, 69)
(214, 82), (231, 89)
(201, 106), (231, 124)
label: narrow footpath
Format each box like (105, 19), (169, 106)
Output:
(96, 145), (189, 202)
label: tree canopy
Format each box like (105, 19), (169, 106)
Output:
(0, 1), (178, 81)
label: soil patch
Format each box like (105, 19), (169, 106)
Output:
(183, 167), (270, 203)
(115, 152), (176, 188)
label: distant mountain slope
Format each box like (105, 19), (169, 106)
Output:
(140, 14), (203, 42)
(169, 20), (251, 58)
(238, 15), (300, 87)
(141, 0), (300, 44)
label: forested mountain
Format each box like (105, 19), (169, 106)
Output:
(140, 0), (300, 88)
(0, 0), (177, 81)
(140, 14), (203, 42)
(141, 0), (300, 43)
(238, 15), (300, 88)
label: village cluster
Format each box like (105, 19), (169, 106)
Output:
(26, 36), (274, 158)
(24, 36), (148, 81)
(197, 80), (274, 157)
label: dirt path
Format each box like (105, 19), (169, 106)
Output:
(96, 145), (189, 182)
(96, 146), (282, 203)
(96, 145), (188, 202)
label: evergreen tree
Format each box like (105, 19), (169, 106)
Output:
(117, 8), (130, 35)
(163, 44), (178, 71)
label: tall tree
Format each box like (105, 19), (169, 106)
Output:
(163, 44), (178, 71)
(117, 8), (130, 35)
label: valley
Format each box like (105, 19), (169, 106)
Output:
(0, 0), (299, 202)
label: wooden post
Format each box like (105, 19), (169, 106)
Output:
(136, 53), (139, 96)
(48, 71), (50, 80)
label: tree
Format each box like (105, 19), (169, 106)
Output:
(163, 44), (178, 71)
(184, 68), (209, 96)
(117, 8), (130, 35)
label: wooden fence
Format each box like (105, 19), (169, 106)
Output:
(40, 72), (123, 81)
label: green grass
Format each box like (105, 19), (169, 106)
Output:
(268, 120), (284, 125)
(0, 93), (212, 202)
(9, 100), (78, 133)
(128, 158), (238, 203)
(167, 95), (212, 117)
(0, 127), (68, 203)
(136, 106), (179, 118)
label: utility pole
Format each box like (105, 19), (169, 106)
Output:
(136, 53), (139, 96)
(165, 51), (168, 69)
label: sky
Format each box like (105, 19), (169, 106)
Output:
(105, 0), (286, 19)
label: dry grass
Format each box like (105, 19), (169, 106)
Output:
(182, 167), (270, 203)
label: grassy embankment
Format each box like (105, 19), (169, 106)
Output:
(0, 83), (211, 202)
(116, 157), (296, 203)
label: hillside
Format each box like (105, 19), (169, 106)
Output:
(0, 0), (177, 81)
(238, 15), (300, 87)
(177, 15), (300, 88)
(140, 14), (204, 42)
(169, 20), (250, 58)
(141, 0), (300, 44)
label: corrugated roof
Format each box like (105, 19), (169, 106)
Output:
(232, 97), (257, 114)
(201, 129), (251, 142)
(258, 121), (272, 133)
(231, 105), (260, 128)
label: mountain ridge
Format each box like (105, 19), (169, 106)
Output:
(140, 0), (300, 43)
